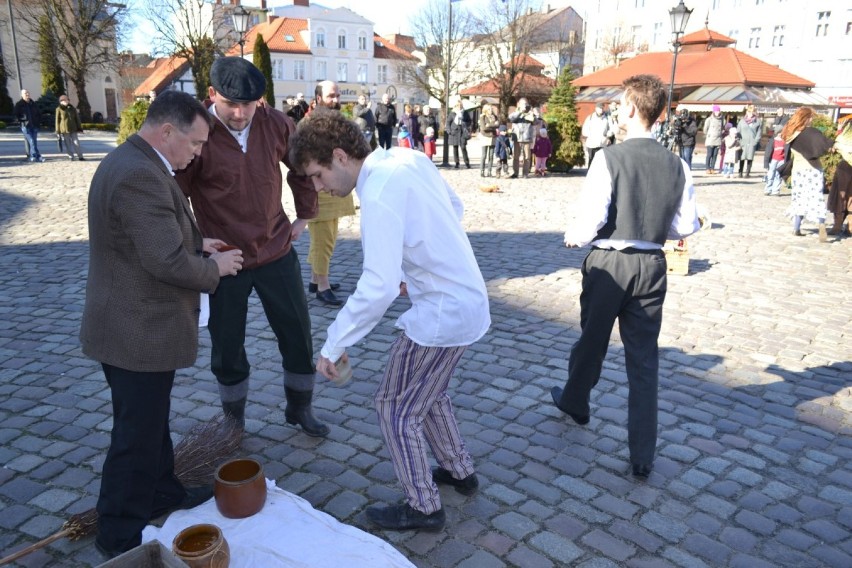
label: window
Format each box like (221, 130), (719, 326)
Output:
(652, 22), (662, 45)
(816, 11), (831, 36)
(712, 0), (721, 8)
(358, 33), (368, 51)
(377, 64), (388, 83)
(634, 0), (644, 6)
(357, 63), (368, 82)
(271, 59), (284, 81)
(846, 21), (852, 35)
(631, 25), (641, 48)
(397, 66), (405, 82)
(772, 25), (785, 46)
(316, 61), (327, 80)
(338, 30), (347, 49)
(293, 60), (305, 81)
(316, 30), (325, 48)
(748, 27), (761, 48)
(337, 62), (348, 82)
(728, 29), (740, 42)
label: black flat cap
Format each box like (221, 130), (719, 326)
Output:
(210, 57), (266, 103)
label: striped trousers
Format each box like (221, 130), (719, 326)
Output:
(376, 334), (475, 514)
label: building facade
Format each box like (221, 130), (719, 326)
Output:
(573, 0), (851, 112)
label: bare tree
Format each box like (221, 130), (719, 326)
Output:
(599, 22), (633, 68)
(402, 0), (477, 117)
(143, 0), (238, 96)
(15, 0), (127, 121)
(470, 0), (541, 117)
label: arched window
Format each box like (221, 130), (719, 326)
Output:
(358, 31), (368, 51)
(316, 28), (326, 48)
(337, 29), (347, 49)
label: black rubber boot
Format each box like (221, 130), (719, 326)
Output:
(222, 398), (246, 430)
(284, 387), (330, 438)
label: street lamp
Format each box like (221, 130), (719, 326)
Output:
(664, 1), (693, 133)
(232, 5), (251, 58)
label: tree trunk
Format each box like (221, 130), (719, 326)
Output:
(70, 74), (92, 122)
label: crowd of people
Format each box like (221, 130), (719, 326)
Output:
(583, 99), (851, 241)
(78, 59), (702, 557)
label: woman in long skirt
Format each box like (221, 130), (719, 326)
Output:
(781, 107), (835, 241)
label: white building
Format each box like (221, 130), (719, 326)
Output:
(572, 0), (851, 111)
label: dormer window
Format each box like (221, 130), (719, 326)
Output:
(375, 40), (384, 47)
(285, 34), (295, 42)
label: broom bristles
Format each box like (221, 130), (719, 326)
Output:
(62, 417), (242, 542)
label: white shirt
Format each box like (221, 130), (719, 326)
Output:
(564, 132), (700, 250)
(320, 148), (491, 362)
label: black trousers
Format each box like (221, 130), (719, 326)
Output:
(557, 248), (667, 466)
(452, 144), (469, 167)
(96, 364), (183, 553)
(208, 247), (314, 388)
(377, 125), (394, 149)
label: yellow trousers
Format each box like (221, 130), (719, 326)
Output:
(307, 219), (339, 276)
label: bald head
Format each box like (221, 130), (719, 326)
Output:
(315, 80), (341, 110)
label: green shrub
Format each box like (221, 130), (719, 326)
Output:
(117, 99), (150, 144)
(812, 114), (841, 186)
(82, 123), (117, 131)
(0, 120), (6, 129)
(543, 67), (585, 172)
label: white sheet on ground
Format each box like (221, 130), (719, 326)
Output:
(142, 479), (414, 567)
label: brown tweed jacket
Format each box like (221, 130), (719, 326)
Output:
(80, 134), (220, 372)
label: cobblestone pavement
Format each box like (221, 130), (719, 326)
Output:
(1, 134), (850, 567)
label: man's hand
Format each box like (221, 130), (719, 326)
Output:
(211, 249), (243, 277)
(202, 238), (228, 254)
(316, 354), (342, 380)
(291, 218), (308, 241)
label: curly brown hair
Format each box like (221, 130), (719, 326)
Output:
(288, 110), (371, 171)
(621, 74), (666, 127)
(781, 107), (814, 142)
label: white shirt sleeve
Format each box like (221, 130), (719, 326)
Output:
(563, 152), (612, 247)
(668, 160), (702, 239)
(320, 195), (405, 362)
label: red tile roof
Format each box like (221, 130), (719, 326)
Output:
(460, 72), (556, 98)
(133, 56), (190, 97)
(374, 34), (418, 61)
(574, 47), (814, 89)
(507, 53), (545, 70)
(229, 17), (311, 56)
(680, 28), (736, 47)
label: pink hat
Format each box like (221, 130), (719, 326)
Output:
(712, 105), (721, 112)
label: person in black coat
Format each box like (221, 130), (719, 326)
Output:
(375, 93), (398, 149)
(446, 100), (471, 168)
(14, 89), (45, 162)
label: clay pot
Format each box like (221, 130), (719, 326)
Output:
(172, 523), (230, 568)
(214, 458), (266, 519)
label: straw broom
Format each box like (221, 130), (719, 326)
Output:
(0, 418), (242, 566)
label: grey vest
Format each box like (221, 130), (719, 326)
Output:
(595, 138), (686, 245)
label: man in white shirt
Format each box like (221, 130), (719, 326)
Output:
(550, 74), (700, 480)
(289, 111), (491, 532)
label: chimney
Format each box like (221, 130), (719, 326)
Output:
(294, 0), (310, 6)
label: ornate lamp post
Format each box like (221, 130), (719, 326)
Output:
(664, 1), (693, 126)
(232, 5), (251, 58)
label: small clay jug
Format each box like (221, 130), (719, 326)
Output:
(214, 458), (267, 519)
(172, 523), (230, 568)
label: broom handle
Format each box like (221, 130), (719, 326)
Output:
(0, 528), (72, 566)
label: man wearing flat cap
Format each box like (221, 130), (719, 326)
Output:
(175, 56), (330, 437)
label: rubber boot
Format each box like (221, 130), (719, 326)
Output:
(284, 387), (330, 438)
(222, 398), (246, 430)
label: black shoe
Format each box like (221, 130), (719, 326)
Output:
(78, 157), (86, 161)
(151, 485), (214, 519)
(308, 282), (340, 294)
(631, 463), (653, 479)
(284, 387), (330, 437)
(432, 467), (479, 495)
(509, 173), (518, 179)
(366, 502), (445, 532)
(315, 288), (343, 306)
(550, 387), (589, 425)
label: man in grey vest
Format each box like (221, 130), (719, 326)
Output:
(550, 74), (700, 480)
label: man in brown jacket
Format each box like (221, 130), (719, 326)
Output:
(175, 57), (329, 437)
(80, 90), (243, 558)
